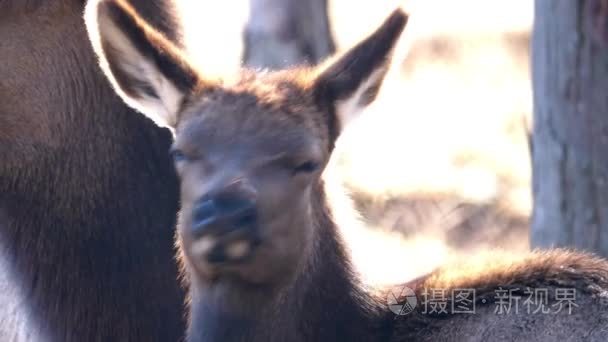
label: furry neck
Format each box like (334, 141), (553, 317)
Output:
(187, 181), (391, 342)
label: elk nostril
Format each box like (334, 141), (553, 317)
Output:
(191, 195), (258, 238)
(235, 208), (257, 227)
(215, 196), (253, 214)
(192, 199), (218, 235)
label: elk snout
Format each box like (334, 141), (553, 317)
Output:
(189, 181), (261, 263)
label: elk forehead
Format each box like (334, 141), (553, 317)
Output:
(174, 75), (330, 159)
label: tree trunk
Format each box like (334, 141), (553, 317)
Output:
(531, 0), (608, 256)
(243, 0), (335, 69)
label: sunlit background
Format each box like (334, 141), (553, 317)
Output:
(176, 0), (533, 285)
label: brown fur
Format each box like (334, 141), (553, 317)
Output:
(0, 0), (187, 341)
(390, 250), (608, 341)
(91, 1), (608, 341)
(418, 249), (608, 295)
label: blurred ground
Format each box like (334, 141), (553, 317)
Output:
(176, 0), (533, 285)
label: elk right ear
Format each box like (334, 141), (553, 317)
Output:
(85, 0), (201, 129)
(311, 9), (408, 141)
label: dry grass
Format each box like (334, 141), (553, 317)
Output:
(177, 0), (533, 285)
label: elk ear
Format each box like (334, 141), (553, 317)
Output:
(85, 0), (201, 129)
(312, 9), (408, 137)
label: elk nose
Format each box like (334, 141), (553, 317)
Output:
(191, 188), (257, 238)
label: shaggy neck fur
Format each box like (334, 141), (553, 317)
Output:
(187, 180), (392, 342)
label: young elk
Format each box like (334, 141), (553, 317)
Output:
(89, 1), (608, 341)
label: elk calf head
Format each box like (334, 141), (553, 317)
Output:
(89, 0), (407, 285)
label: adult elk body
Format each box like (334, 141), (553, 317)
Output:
(90, 0), (608, 341)
(0, 1), (185, 341)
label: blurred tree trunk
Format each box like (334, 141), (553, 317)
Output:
(531, 0), (608, 256)
(243, 0), (335, 69)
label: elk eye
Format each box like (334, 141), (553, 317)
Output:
(293, 160), (320, 174)
(169, 148), (188, 163)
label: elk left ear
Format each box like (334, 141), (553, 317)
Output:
(312, 9), (408, 137)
